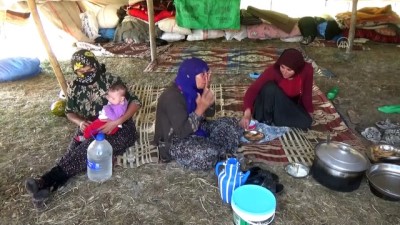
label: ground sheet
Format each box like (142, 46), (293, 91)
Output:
(75, 42), (171, 58)
(117, 84), (365, 168)
(144, 44), (333, 77)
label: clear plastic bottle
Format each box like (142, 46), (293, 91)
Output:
(87, 133), (113, 182)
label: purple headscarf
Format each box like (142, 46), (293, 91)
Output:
(175, 57), (209, 137)
(175, 57), (209, 114)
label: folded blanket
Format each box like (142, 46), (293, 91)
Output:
(247, 6), (298, 33)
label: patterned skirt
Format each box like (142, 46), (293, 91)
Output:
(58, 119), (137, 177)
(170, 117), (243, 170)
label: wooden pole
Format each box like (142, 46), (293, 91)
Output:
(346, 0), (358, 54)
(27, 0), (68, 95)
(146, 0), (157, 62)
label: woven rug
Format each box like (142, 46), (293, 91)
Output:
(75, 42), (171, 58)
(144, 45), (281, 74)
(144, 45), (333, 77)
(117, 84), (365, 168)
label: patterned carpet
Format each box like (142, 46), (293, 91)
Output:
(117, 84), (365, 168)
(75, 42), (171, 58)
(144, 45), (281, 74)
(144, 44), (334, 77)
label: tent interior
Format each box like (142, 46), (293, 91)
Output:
(1, 0), (400, 60)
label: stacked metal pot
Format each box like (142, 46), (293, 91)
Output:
(311, 139), (369, 192)
(311, 137), (400, 201)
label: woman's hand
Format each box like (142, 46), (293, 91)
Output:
(79, 120), (92, 131)
(195, 87), (215, 116)
(239, 108), (252, 129)
(99, 120), (119, 134)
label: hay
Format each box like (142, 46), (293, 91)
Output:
(1, 40), (400, 224)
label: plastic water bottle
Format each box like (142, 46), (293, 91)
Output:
(87, 133), (113, 182)
(326, 86), (339, 100)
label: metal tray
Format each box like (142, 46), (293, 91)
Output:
(366, 144), (400, 164)
(366, 163), (400, 200)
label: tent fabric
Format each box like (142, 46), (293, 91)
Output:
(38, 1), (91, 42)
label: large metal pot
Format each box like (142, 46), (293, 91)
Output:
(311, 139), (370, 192)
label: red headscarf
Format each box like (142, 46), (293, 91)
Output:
(275, 48), (305, 74)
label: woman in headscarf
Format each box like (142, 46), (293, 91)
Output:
(154, 57), (242, 170)
(25, 50), (141, 209)
(240, 48), (314, 130)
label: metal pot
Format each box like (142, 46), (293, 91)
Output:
(311, 138), (370, 192)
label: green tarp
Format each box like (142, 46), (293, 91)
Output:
(175, 0), (240, 30)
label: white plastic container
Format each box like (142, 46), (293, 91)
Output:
(87, 133), (113, 182)
(231, 185), (276, 225)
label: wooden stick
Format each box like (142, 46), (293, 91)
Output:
(27, 0), (68, 95)
(346, 0), (358, 54)
(146, 0), (157, 63)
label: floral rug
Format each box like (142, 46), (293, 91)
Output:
(75, 42), (171, 58)
(117, 84), (365, 168)
(144, 45), (333, 77)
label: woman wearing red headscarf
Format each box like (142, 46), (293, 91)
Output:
(240, 48), (314, 130)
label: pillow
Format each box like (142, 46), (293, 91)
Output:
(80, 11), (100, 40)
(247, 23), (301, 40)
(99, 28), (116, 40)
(187, 29), (225, 41)
(160, 32), (186, 42)
(128, 9), (174, 23)
(158, 17), (191, 35)
(0, 57), (41, 82)
(97, 4), (124, 29)
(225, 26), (248, 41)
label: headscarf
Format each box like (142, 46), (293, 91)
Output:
(175, 57), (209, 137)
(71, 50), (103, 85)
(275, 48), (305, 74)
(175, 57), (209, 114)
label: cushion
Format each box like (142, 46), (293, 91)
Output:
(157, 17), (192, 35)
(0, 57), (41, 82)
(247, 23), (301, 40)
(225, 26), (248, 41)
(80, 11), (100, 40)
(128, 8), (174, 23)
(187, 29), (225, 41)
(99, 28), (116, 40)
(160, 32), (186, 42)
(97, 4), (124, 29)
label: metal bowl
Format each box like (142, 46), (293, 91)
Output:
(285, 162), (310, 178)
(243, 130), (265, 142)
(366, 144), (400, 164)
(366, 163), (400, 201)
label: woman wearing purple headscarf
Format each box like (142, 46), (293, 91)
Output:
(154, 57), (242, 170)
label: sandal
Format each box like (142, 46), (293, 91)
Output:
(376, 119), (400, 130)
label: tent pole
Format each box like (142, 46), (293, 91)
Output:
(146, 0), (157, 62)
(346, 0), (358, 54)
(27, 0), (68, 95)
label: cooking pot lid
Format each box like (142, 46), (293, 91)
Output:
(316, 141), (369, 172)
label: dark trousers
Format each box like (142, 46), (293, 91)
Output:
(253, 82), (312, 129)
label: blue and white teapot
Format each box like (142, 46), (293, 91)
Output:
(215, 157), (250, 204)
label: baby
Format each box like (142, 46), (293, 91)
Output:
(75, 82), (128, 141)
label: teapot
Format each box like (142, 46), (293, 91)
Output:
(215, 157), (250, 204)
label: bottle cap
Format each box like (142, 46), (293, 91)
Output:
(96, 133), (105, 141)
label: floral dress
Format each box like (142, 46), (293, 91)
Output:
(59, 72), (141, 176)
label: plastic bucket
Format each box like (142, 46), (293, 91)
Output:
(231, 185), (276, 225)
